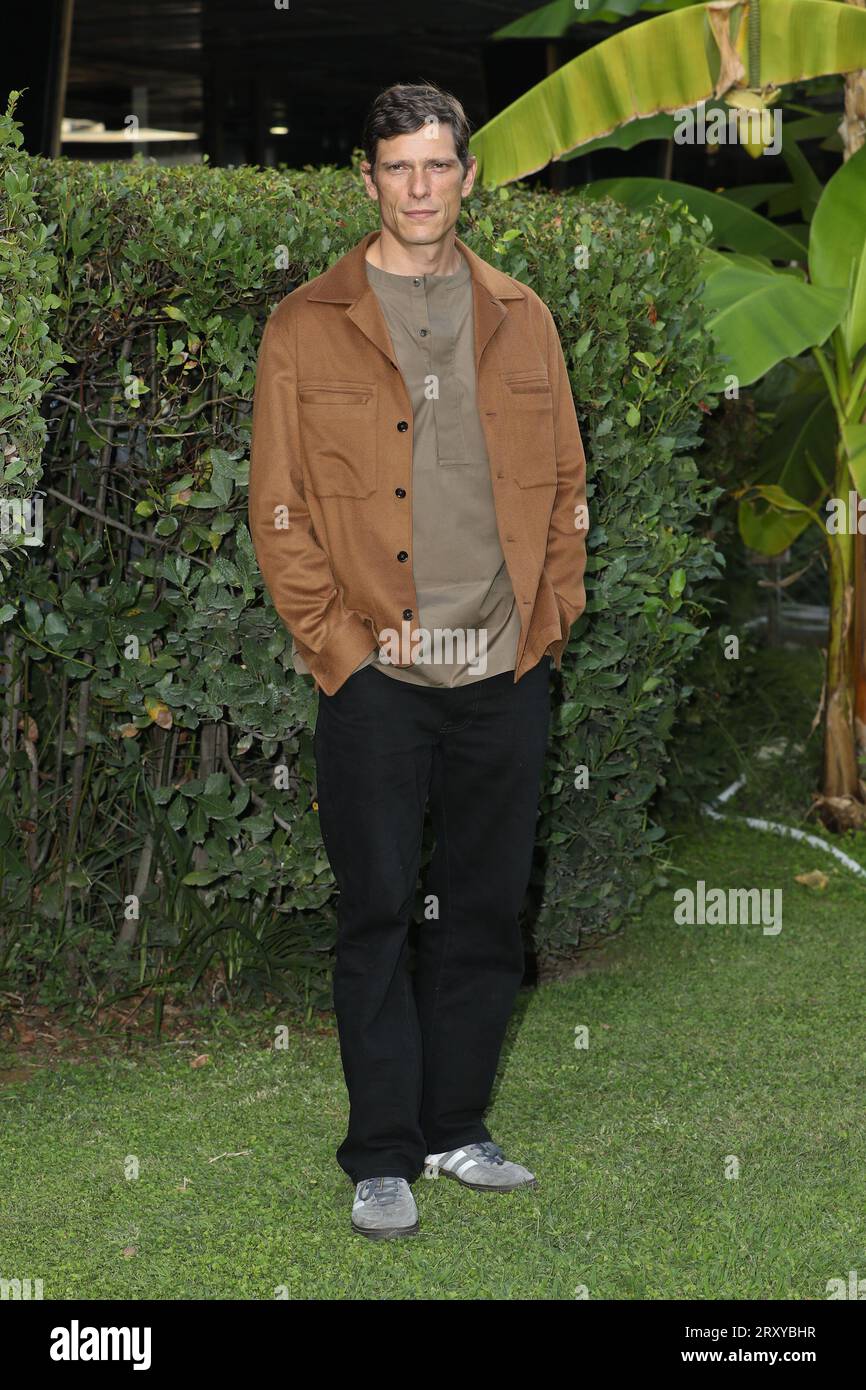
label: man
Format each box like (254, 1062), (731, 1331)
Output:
(248, 82), (588, 1239)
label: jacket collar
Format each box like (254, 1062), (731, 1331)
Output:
(306, 228), (523, 371)
(307, 228), (525, 305)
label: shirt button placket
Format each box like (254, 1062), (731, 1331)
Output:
(407, 281), (426, 636)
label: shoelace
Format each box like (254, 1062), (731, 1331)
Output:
(357, 1176), (402, 1205)
(468, 1141), (506, 1166)
(424, 1140), (508, 1179)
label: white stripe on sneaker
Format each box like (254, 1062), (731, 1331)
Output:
(441, 1149), (467, 1172)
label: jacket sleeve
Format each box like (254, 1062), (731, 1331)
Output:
(542, 304), (589, 669)
(248, 303), (377, 694)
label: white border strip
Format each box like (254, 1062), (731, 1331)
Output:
(701, 778), (866, 879)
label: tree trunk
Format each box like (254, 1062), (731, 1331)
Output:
(817, 450), (866, 828)
(844, 3), (866, 753)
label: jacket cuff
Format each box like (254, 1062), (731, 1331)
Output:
(545, 632), (569, 672)
(545, 592), (585, 671)
(302, 612), (378, 696)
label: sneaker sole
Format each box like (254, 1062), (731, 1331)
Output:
(351, 1219), (420, 1240)
(437, 1169), (537, 1193)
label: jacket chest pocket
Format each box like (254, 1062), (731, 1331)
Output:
(298, 381), (377, 497)
(501, 370), (557, 487)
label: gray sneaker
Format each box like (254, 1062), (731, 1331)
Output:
(423, 1140), (536, 1192)
(351, 1176), (419, 1239)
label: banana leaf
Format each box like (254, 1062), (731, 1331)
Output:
(738, 484), (825, 554)
(560, 112), (678, 159)
(719, 182), (802, 219)
(558, 100), (840, 167)
(780, 120), (824, 221)
(494, 0), (711, 39)
(721, 251), (806, 277)
(842, 423), (866, 493)
(809, 144), (866, 362)
(750, 369), (835, 488)
(701, 250), (847, 386)
(783, 113), (841, 142)
(584, 176), (807, 258)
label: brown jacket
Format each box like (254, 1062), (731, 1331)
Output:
(248, 228), (588, 696)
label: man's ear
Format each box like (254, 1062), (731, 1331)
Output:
(461, 154), (477, 197)
(360, 161), (379, 201)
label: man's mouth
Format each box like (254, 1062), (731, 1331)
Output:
(403, 210), (436, 218)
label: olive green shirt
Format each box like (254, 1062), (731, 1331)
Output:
(293, 248), (522, 688)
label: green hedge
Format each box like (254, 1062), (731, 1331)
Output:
(0, 146), (722, 1008)
(0, 95), (64, 564)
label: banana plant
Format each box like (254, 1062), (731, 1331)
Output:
(477, 0), (866, 822)
(583, 130), (866, 819)
(579, 157), (866, 822)
(470, 0), (866, 187)
(609, 147), (866, 822)
(735, 358), (856, 813)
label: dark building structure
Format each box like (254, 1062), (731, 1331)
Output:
(3, 0), (654, 184)
(4, 0), (831, 195)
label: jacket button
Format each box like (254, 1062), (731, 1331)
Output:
(395, 487), (406, 498)
(403, 608), (413, 620)
(397, 551), (409, 562)
(397, 420), (409, 432)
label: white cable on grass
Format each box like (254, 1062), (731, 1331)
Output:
(700, 779), (866, 880)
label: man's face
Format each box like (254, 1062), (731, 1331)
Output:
(361, 123), (476, 246)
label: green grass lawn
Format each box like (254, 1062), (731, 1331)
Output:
(2, 810), (865, 1300)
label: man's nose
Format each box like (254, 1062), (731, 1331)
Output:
(408, 171), (431, 198)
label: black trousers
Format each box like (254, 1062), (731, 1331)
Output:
(313, 657), (551, 1183)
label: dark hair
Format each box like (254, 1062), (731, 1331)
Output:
(362, 82), (472, 175)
